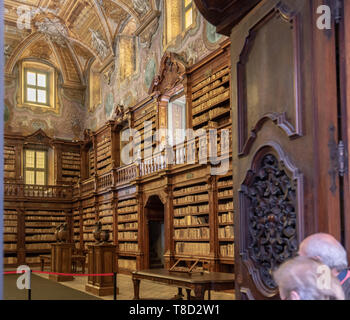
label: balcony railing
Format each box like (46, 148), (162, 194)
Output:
(4, 183), (72, 199)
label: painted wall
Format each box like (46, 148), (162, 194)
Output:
(4, 72), (86, 140)
(85, 6), (225, 131)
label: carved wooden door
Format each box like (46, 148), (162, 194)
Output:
(231, 0), (345, 299)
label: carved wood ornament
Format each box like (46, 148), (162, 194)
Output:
(239, 143), (304, 296)
(149, 52), (187, 96)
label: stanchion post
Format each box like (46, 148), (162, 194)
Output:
(113, 272), (117, 300)
(28, 270), (32, 300)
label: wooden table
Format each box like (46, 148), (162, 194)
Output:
(71, 255), (86, 274)
(132, 269), (235, 300)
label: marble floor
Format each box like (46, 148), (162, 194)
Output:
(32, 268), (235, 300)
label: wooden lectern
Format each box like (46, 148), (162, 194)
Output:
(85, 244), (117, 296)
(49, 243), (74, 282)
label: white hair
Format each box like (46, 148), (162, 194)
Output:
(300, 233), (348, 272)
(273, 256), (344, 300)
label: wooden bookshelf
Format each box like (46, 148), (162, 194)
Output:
(96, 130), (113, 175)
(25, 210), (67, 264)
(116, 192), (139, 272)
(4, 145), (16, 180)
(191, 66), (231, 130)
(82, 206), (96, 250)
(98, 202), (113, 244)
(217, 174), (234, 263)
(3, 209), (18, 266)
(61, 151), (81, 184)
(173, 181), (211, 258)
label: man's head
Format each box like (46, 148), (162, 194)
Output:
(298, 233), (348, 273)
(273, 256), (344, 300)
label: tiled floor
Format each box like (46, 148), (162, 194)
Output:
(34, 269), (235, 300)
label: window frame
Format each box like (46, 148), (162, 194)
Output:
(24, 68), (50, 106)
(24, 149), (48, 185)
(182, 0), (193, 32)
(18, 60), (59, 114)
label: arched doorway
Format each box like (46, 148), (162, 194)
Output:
(144, 195), (165, 269)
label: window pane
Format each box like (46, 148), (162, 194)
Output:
(25, 150), (35, 168)
(37, 74), (46, 87)
(25, 170), (35, 185)
(27, 88), (36, 102)
(185, 8), (193, 29)
(27, 72), (36, 86)
(184, 0), (192, 8)
(36, 151), (45, 169)
(36, 172), (45, 185)
(37, 90), (47, 104)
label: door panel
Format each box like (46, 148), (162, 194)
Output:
(231, 0), (341, 299)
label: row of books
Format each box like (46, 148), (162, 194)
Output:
(220, 244), (234, 257)
(62, 151), (80, 158)
(4, 221), (18, 227)
(119, 242), (138, 252)
(100, 216), (113, 224)
(25, 222), (61, 227)
(4, 234), (16, 241)
(174, 215), (208, 226)
(118, 231), (137, 240)
(174, 194), (209, 204)
(218, 179), (233, 188)
(26, 243), (51, 249)
(192, 77), (226, 100)
(118, 199), (137, 207)
(174, 227), (210, 239)
(118, 205), (138, 214)
(174, 204), (209, 216)
(96, 135), (111, 147)
(100, 203), (112, 210)
(175, 242), (210, 255)
(118, 222), (138, 230)
(26, 215), (65, 221)
(218, 211), (234, 224)
(192, 85), (226, 107)
(218, 226), (234, 239)
(4, 214), (17, 220)
(118, 258), (136, 270)
(26, 228), (54, 234)
(25, 234), (55, 241)
(174, 184), (207, 196)
(3, 257), (17, 264)
(218, 202), (234, 211)
(192, 67), (230, 93)
(218, 189), (233, 197)
(118, 213), (138, 222)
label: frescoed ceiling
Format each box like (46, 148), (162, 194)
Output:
(4, 0), (156, 89)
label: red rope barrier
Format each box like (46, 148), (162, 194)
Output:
(4, 270), (114, 276)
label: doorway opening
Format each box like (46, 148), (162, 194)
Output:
(145, 195), (165, 269)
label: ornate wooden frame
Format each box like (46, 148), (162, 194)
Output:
(237, 4), (302, 157)
(238, 141), (304, 297)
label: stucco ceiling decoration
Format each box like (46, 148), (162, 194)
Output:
(4, 0), (160, 93)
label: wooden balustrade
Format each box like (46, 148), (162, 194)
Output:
(4, 128), (232, 200)
(4, 183), (72, 199)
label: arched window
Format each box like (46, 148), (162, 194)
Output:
(18, 60), (58, 113)
(165, 0), (194, 44)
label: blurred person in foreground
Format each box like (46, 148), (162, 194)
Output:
(298, 233), (350, 299)
(273, 256), (344, 300)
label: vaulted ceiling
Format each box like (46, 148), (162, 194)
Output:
(4, 0), (158, 88)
